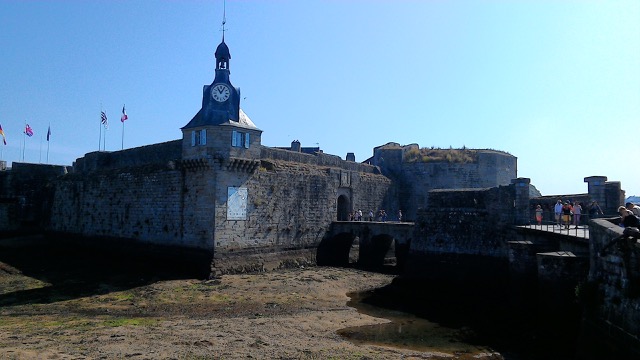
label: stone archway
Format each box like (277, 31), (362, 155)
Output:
(359, 233), (395, 268)
(317, 232), (356, 266)
(337, 194), (350, 221)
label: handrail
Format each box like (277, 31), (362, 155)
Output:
(519, 221), (590, 239)
(518, 211), (613, 239)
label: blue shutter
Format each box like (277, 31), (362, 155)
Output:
(201, 129), (207, 145)
(191, 131), (196, 146)
(244, 132), (250, 148)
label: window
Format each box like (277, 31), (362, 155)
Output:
(191, 129), (206, 146)
(232, 130), (250, 148)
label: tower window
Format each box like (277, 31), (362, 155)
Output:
(232, 130), (250, 148)
(191, 129), (207, 146)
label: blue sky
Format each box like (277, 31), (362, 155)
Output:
(0, 1), (638, 197)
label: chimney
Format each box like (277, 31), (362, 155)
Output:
(291, 140), (301, 152)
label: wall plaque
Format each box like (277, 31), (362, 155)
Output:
(227, 186), (248, 220)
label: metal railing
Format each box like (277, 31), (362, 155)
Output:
(520, 221), (590, 239)
(517, 212), (613, 239)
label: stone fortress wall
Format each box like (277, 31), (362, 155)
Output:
(369, 142), (517, 221)
(45, 140), (392, 275)
(0, 163), (69, 233)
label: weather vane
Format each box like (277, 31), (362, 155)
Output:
(221, 0), (227, 38)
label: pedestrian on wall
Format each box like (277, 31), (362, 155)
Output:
(397, 210), (402, 222)
(368, 210), (374, 221)
(357, 209), (363, 221)
(626, 202), (640, 217)
(535, 204), (543, 226)
(573, 202), (582, 228)
(619, 206), (640, 228)
(554, 199), (563, 226)
(562, 201), (573, 229)
(589, 201), (603, 219)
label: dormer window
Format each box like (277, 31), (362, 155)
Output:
(191, 129), (207, 146)
(232, 130), (250, 148)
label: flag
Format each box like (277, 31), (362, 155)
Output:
(0, 124), (6, 145)
(121, 105), (128, 122)
(25, 124), (34, 137)
(101, 111), (108, 128)
(47, 126), (51, 141)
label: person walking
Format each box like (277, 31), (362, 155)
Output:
(535, 205), (543, 226)
(562, 201), (573, 229)
(573, 202), (582, 228)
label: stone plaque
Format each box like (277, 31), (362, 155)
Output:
(340, 171), (350, 187)
(227, 187), (248, 220)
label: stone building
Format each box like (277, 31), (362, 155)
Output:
(367, 142), (517, 220)
(2, 36), (526, 276)
(46, 36), (392, 276)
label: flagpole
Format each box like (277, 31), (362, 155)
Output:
(47, 123), (50, 164)
(121, 104), (125, 150)
(99, 105), (103, 151)
(22, 121), (26, 162)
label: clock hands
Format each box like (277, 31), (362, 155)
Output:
(211, 84), (230, 102)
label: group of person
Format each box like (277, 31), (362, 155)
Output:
(553, 200), (583, 229)
(534, 200), (639, 230)
(534, 199), (605, 228)
(347, 209), (403, 222)
(598, 203), (640, 258)
(618, 203), (640, 228)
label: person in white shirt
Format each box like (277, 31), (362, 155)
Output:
(554, 199), (563, 226)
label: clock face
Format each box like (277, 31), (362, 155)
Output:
(211, 83), (231, 102)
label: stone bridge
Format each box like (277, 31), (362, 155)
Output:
(318, 221), (414, 269)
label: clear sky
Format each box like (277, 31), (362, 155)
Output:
(0, 1), (638, 197)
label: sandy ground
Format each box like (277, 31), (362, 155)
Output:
(0, 237), (501, 359)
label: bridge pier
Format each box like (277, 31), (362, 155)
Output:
(324, 222), (413, 270)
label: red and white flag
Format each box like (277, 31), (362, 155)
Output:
(25, 124), (34, 137)
(121, 105), (128, 122)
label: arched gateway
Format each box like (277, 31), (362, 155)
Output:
(337, 194), (350, 221)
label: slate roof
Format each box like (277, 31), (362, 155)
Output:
(182, 108), (259, 131)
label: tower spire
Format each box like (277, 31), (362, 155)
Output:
(221, 0), (227, 41)
(215, 0), (230, 70)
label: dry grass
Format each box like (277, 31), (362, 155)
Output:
(403, 147), (478, 163)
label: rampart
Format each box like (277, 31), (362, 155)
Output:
(47, 142), (392, 276)
(405, 185), (517, 281)
(261, 147), (383, 174)
(369, 143), (517, 221)
(581, 218), (640, 358)
(73, 140), (182, 173)
(0, 163), (69, 233)
(413, 185), (517, 256)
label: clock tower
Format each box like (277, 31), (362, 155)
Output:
(189, 35), (241, 126)
(181, 34), (262, 162)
